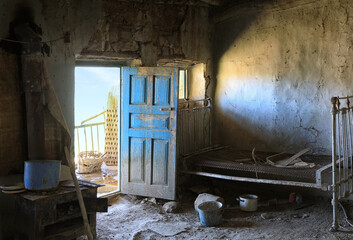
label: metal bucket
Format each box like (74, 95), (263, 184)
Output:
(24, 160), (61, 190)
(197, 201), (223, 227)
(237, 194), (258, 212)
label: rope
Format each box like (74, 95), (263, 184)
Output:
(0, 36), (65, 45)
(338, 201), (353, 228)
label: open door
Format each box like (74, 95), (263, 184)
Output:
(121, 67), (178, 200)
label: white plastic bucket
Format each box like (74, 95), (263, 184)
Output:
(237, 194), (258, 212)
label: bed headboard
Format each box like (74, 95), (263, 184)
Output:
(177, 98), (212, 157)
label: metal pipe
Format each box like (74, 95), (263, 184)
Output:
(348, 110), (353, 193)
(97, 125), (100, 153)
(338, 96), (353, 100)
(341, 110), (346, 198)
(76, 128), (80, 156)
(91, 126), (94, 152)
(178, 106), (211, 111)
(81, 110), (106, 125)
(331, 97), (339, 231)
(84, 127), (87, 157)
(183, 171), (321, 189)
(75, 122), (105, 128)
(337, 111), (342, 198)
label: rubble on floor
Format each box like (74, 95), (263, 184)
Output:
(95, 192), (353, 240)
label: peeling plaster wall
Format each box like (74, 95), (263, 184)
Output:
(81, 0), (212, 66)
(0, 0), (101, 164)
(38, 0), (101, 148)
(188, 63), (206, 100)
(213, 0), (352, 154)
(0, 0), (212, 168)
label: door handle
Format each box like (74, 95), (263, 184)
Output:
(160, 107), (175, 111)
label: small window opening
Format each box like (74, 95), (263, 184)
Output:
(179, 69), (187, 99)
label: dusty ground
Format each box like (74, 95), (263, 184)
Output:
(95, 192), (353, 240)
(76, 171), (118, 195)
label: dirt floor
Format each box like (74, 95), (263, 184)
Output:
(76, 171), (118, 195)
(95, 189), (353, 240)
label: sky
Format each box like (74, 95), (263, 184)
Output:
(74, 67), (120, 156)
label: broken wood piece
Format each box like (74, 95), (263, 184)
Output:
(65, 147), (94, 240)
(266, 148), (311, 167)
(278, 148), (311, 166)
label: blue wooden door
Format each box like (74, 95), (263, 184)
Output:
(121, 67), (178, 200)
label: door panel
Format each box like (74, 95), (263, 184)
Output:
(152, 139), (169, 185)
(121, 67), (178, 200)
(130, 76), (147, 105)
(129, 138), (146, 183)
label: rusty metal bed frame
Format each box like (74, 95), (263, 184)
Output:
(331, 96), (353, 231)
(182, 147), (332, 190)
(178, 96), (353, 231)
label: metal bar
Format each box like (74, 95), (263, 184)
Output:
(181, 145), (224, 159)
(178, 106), (211, 111)
(315, 162), (332, 191)
(202, 108), (206, 148)
(344, 110), (350, 196)
(97, 125), (100, 153)
(181, 110), (184, 155)
(90, 126), (94, 152)
(193, 108), (196, 152)
(81, 110), (106, 125)
(331, 97), (339, 231)
(75, 122), (105, 129)
(84, 127), (87, 157)
(209, 107), (212, 146)
(183, 171), (321, 189)
(337, 95), (353, 100)
(179, 98), (211, 103)
(337, 111), (342, 198)
(197, 108), (200, 150)
(336, 107), (353, 113)
(342, 110), (347, 198)
(76, 128), (80, 155)
(349, 109), (353, 193)
(187, 110), (191, 154)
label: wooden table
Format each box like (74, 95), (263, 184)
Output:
(9, 183), (104, 240)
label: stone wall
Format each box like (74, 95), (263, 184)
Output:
(81, 0), (211, 66)
(0, 0), (211, 171)
(0, 0), (100, 169)
(0, 53), (24, 175)
(213, 0), (353, 154)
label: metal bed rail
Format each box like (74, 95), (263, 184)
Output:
(331, 96), (353, 231)
(177, 98), (212, 157)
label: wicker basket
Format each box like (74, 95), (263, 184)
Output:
(76, 151), (104, 174)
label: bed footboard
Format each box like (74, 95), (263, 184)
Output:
(331, 96), (353, 231)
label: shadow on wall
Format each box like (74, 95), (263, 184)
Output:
(211, 7), (260, 147)
(211, 0), (339, 154)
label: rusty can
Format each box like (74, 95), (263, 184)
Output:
(289, 192), (296, 203)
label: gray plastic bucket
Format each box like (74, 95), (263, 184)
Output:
(197, 201), (223, 227)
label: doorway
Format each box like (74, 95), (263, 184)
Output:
(74, 66), (120, 195)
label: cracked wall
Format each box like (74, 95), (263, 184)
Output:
(81, 0), (211, 67)
(213, 0), (353, 154)
(0, 0), (101, 171)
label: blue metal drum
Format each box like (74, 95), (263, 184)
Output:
(24, 160), (61, 190)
